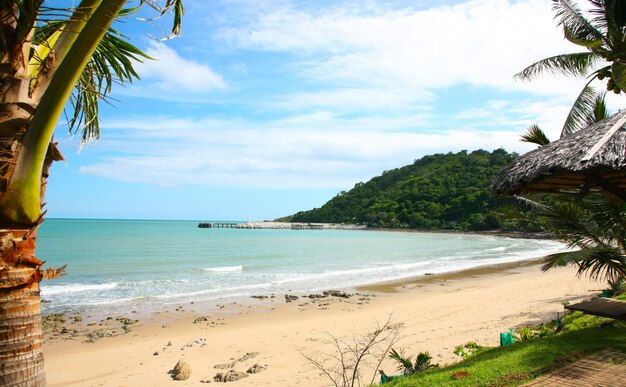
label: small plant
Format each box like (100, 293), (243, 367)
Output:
(515, 326), (536, 342)
(453, 341), (488, 358)
(388, 348), (437, 375)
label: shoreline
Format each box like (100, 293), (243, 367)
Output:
(40, 229), (566, 320)
(358, 257), (545, 293)
(40, 255), (561, 322)
(43, 259), (601, 386)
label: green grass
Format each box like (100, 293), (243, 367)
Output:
(385, 316), (625, 386)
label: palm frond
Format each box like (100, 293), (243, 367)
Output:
(560, 85), (601, 137)
(139, 0), (184, 38)
(592, 90), (608, 122)
(515, 52), (596, 80)
(540, 198), (604, 248)
(595, 0), (626, 46)
(554, 0), (607, 48)
(388, 348), (413, 375)
(521, 124), (551, 146)
(542, 247), (626, 282)
(414, 352), (432, 372)
(611, 61), (626, 93)
(66, 27), (150, 143)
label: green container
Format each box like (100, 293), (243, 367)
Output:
(602, 289), (614, 298)
(500, 331), (515, 346)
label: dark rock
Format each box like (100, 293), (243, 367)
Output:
(193, 316), (211, 324)
(86, 329), (116, 342)
(246, 363), (268, 374)
(237, 352), (259, 362)
(284, 294), (299, 302)
(213, 370), (248, 382)
(323, 290), (352, 298)
(116, 317), (138, 325)
(214, 362), (235, 370)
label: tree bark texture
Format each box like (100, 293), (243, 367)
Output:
(0, 227), (45, 386)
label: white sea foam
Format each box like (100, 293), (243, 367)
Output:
(41, 282), (118, 296)
(203, 265), (243, 273)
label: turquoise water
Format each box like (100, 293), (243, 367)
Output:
(37, 219), (566, 315)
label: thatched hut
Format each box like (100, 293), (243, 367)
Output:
(492, 110), (626, 202)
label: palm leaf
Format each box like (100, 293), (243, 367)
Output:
(388, 348), (413, 375)
(611, 61), (626, 93)
(542, 247), (626, 282)
(67, 27), (150, 143)
(521, 124), (551, 146)
(515, 52), (597, 80)
(414, 352), (432, 372)
(138, 0), (185, 38)
(592, 90), (608, 122)
(593, 0), (626, 47)
(554, 0), (607, 48)
(540, 198), (604, 248)
(560, 85), (600, 137)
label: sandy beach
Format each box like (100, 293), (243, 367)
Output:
(43, 260), (601, 386)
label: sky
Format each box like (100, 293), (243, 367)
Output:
(46, 0), (625, 221)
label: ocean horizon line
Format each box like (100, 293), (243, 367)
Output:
(44, 217), (249, 223)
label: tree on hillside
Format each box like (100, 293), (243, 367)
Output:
(291, 149), (516, 230)
(0, 2), (183, 384)
(516, 0), (625, 134)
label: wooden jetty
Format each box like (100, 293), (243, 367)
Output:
(197, 222), (238, 228)
(198, 221), (329, 230)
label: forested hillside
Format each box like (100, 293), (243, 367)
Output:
(288, 149), (517, 230)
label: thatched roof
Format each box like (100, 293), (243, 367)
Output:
(492, 110), (626, 201)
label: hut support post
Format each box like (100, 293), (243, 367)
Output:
(586, 173), (626, 203)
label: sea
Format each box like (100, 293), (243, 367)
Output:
(37, 219), (567, 316)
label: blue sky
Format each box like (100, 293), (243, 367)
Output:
(46, 0), (624, 221)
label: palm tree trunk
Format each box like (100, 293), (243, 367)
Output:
(0, 227), (45, 386)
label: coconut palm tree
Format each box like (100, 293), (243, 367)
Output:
(0, 1), (183, 385)
(507, 1), (626, 288)
(516, 0), (626, 132)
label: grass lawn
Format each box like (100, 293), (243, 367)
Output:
(385, 310), (625, 386)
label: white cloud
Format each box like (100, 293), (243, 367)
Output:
(217, 0), (581, 97)
(73, 0), (608, 192)
(78, 113), (535, 189)
(133, 42), (227, 94)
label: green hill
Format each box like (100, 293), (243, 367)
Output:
(288, 149), (517, 230)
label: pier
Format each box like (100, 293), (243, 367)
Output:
(197, 222), (238, 228)
(197, 221), (364, 230)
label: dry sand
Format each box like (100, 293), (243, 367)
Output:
(43, 260), (602, 386)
